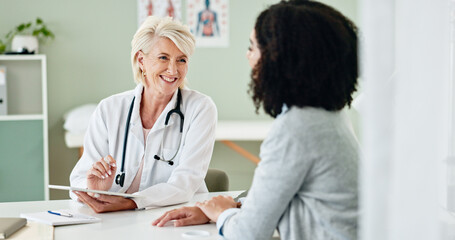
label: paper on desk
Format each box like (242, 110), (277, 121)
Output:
(20, 209), (101, 226)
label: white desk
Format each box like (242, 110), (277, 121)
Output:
(0, 191), (243, 240)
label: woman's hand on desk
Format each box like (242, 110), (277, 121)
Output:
(87, 155), (117, 191)
(196, 196), (237, 222)
(152, 206), (210, 227)
(73, 191), (137, 213)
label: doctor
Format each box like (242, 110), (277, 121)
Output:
(70, 16), (217, 213)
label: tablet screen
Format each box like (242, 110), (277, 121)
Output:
(48, 185), (144, 198)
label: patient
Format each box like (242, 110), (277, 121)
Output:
(153, 0), (359, 239)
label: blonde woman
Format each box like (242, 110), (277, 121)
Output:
(70, 16), (217, 213)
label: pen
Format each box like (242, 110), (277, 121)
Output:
(47, 210), (73, 217)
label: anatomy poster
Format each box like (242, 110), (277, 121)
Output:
(138, 0), (182, 27)
(187, 0), (229, 47)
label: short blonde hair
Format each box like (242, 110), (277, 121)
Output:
(131, 16), (196, 84)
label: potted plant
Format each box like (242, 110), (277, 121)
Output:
(0, 40), (5, 54)
(0, 18), (55, 54)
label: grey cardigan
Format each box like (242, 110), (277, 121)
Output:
(219, 107), (359, 240)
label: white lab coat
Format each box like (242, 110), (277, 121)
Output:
(69, 84), (217, 208)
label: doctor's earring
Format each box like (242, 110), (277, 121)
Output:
(142, 70), (146, 81)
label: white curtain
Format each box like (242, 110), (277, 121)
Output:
(359, 0), (451, 239)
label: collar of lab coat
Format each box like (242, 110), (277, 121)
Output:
(128, 84), (180, 144)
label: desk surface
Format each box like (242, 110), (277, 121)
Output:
(0, 191), (243, 240)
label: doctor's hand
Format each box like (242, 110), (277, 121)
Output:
(152, 206), (210, 227)
(87, 155), (117, 191)
(73, 191), (137, 213)
(196, 196), (237, 222)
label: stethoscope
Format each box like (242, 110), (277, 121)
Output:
(115, 89), (184, 187)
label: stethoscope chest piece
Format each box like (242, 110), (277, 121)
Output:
(115, 172), (125, 187)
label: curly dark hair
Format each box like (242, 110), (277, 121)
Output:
(249, 0), (358, 117)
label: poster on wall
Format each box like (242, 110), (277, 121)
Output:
(137, 0), (182, 27)
(187, 0), (229, 48)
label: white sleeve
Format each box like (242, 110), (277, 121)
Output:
(132, 98), (217, 208)
(69, 102), (109, 200)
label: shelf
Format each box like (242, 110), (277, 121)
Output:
(0, 58), (45, 115)
(0, 55), (48, 201)
(0, 54), (46, 61)
(0, 114), (44, 121)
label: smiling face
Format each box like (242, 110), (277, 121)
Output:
(137, 37), (188, 98)
(246, 30), (261, 69)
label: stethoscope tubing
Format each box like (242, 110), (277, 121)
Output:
(120, 96), (136, 173)
(116, 89), (184, 187)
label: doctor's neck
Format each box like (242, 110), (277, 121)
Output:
(140, 88), (174, 129)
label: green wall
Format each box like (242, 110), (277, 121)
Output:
(0, 0), (358, 199)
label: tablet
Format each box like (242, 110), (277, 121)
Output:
(48, 185), (144, 198)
